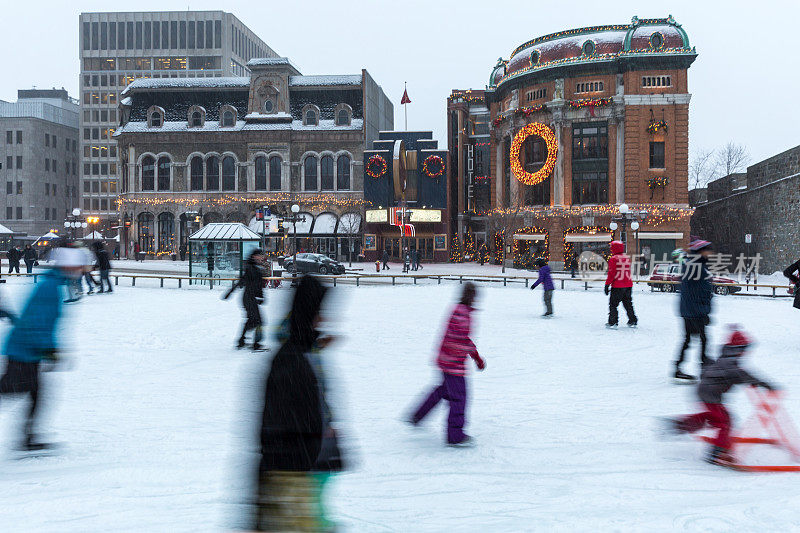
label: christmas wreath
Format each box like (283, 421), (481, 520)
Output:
(422, 155), (445, 178)
(510, 122), (558, 185)
(366, 155), (387, 178)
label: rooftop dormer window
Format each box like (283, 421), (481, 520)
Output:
(220, 106), (237, 127)
(334, 103), (352, 126)
(303, 105), (320, 126)
(582, 40), (596, 57)
(188, 105), (206, 128)
(650, 32), (664, 50)
(147, 106), (165, 128)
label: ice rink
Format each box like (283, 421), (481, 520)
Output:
(0, 277), (799, 531)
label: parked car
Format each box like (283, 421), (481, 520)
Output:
(648, 262), (741, 295)
(283, 253), (345, 275)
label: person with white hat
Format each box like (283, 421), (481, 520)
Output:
(674, 239), (714, 382)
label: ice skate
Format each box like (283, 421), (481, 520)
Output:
(605, 323), (618, 329)
(448, 436), (475, 448)
(673, 369), (697, 383)
(705, 446), (737, 467)
(627, 321), (638, 328)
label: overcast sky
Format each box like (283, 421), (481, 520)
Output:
(2, 0), (797, 165)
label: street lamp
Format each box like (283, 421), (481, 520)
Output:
(283, 203), (306, 286)
(610, 204), (646, 275)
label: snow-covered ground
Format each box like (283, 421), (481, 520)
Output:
(0, 277), (799, 531)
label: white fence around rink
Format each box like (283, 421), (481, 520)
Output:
(0, 269), (794, 299)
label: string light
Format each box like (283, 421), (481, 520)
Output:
(567, 97), (614, 109)
(510, 123), (558, 185)
(563, 225), (612, 264)
(118, 193), (371, 209)
(647, 176), (669, 189)
(647, 119), (668, 134)
(450, 234), (463, 263)
(421, 155), (445, 178)
(366, 155), (387, 179)
(513, 226), (549, 269)
(493, 232), (503, 265)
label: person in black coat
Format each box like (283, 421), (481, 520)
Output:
(6, 247), (20, 274)
(92, 242), (113, 293)
(381, 249), (390, 270)
(783, 258), (800, 309)
(23, 245), (37, 274)
(254, 274), (332, 531)
(229, 249), (266, 350)
(675, 239), (714, 381)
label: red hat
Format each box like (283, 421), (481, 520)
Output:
(610, 240), (625, 254)
(726, 328), (751, 348)
(689, 239), (712, 252)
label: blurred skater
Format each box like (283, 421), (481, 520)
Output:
(78, 242), (96, 295)
(253, 275), (338, 531)
(675, 239), (714, 382)
(409, 282), (485, 446)
(530, 258), (554, 316)
(92, 241), (113, 293)
(605, 240), (637, 328)
(0, 246), (81, 450)
(225, 249), (265, 351)
(783, 258), (800, 309)
(23, 245), (37, 274)
(665, 327), (776, 466)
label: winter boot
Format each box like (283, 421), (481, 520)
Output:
(705, 445), (736, 466)
(627, 320), (638, 328)
(673, 368), (696, 382)
(448, 436), (475, 448)
(605, 323), (618, 329)
(252, 342), (263, 351)
(21, 433), (53, 452)
(236, 338), (246, 349)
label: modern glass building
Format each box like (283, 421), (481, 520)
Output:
(78, 11), (277, 233)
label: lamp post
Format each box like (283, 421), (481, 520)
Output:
(609, 203), (645, 276)
(282, 204), (305, 286)
(63, 208), (85, 240)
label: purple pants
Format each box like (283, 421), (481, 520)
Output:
(412, 372), (467, 444)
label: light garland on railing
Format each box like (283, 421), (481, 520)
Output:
(510, 122), (558, 185)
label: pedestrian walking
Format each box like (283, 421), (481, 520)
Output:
(411, 249), (419, 271)
(7, 246), (21, 274)
(674, 239), (714, 381)
(23, 245), (37, 274)
(92, 241), (113, 293)
(381, 249), (390, 270)
(530, 258), (555, 316)
(0, 246), (81, 451)
(225, 249), (266, 350)
(409, 282), (485, 446)
(783, 258), (800, 309)
(133, 242), (141, 262)
(604, 240), (637, 328)
(402, 249), (411, 273)
(179, 244), (187, 261)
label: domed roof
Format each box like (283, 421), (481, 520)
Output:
(492, 16), (694, 89)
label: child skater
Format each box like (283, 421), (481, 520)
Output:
(530, 258), (554, 317)
(667, 326), (777, 466)
(409, 282), (485, 447)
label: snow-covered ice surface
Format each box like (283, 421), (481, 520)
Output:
(0, 277), (799, 531)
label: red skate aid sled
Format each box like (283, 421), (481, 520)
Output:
(697, 387), (800, 471)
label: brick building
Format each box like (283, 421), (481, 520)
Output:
(691, 145), (800, 274)
(452, 16), (697, 269)
(114, 57), (392, 259)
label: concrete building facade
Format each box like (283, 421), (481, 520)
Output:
(79, 11), (276, 233)
(0, 89), (80, 238)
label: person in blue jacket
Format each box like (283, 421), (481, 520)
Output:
(0, 247), (81, 450)
(530, 258), (555, 316)
(674, 239), (714, 382)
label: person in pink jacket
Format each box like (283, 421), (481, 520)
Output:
(409, 283), (485, 446)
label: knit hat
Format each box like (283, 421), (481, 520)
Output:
(688, 239), (712, 252)
(725, 325), (751, 348)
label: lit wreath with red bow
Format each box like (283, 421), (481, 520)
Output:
(421, 155), (445, 178)
(366, 155), (387, 178)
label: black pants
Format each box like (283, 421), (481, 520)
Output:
(382, 261), (389, 270)
(240, 300), (263, 344)
(0, 360), (41, 437)
(608, 287), (637, 325)
(543, 289), (554, 315)
(677, 317), (710, 367)
(8, 262), (19, 274)
(98, 270), (113, 292)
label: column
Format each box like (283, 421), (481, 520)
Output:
(615, 118), (625, 204)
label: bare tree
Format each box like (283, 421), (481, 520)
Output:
(490, 187), (525, 273)
(338, 212), (362, 267)
(689, 148), (718, 190)
(715, 142), (751, 177)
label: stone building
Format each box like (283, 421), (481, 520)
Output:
(452, 16), (697, 269)
(0, 89), (80, 238)
(114, 57), (393, 259)
(691, 145), (800, 274)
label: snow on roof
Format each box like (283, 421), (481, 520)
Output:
(0, 223), (14, 235)
(41, 232), (60, 239)
(115, 118), (363, 135)
(289, 75), (361, 87)
(246, 57), (301, 70)
(120, 97), (132, 106)
(121, 77), (250, 96)
(83, 231), (104, 240)
(188, 223), (261, 241)
(244, 112), (292, 121)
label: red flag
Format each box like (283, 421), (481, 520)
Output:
(401, 88), (411, 105)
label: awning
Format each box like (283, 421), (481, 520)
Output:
(83, 231), (104, 240)
(0, 224), (14, 235)
(337, 213), (362, 234)
(290, 213), (313, 234)
(637, 232), (684, 240)
(513, 234), (546, 241)
(565, 233), (612, 243)
(312, 213), (338, 234)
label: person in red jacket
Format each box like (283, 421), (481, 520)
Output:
(605, 240), (637, 328)
(409, 282), (485, 447)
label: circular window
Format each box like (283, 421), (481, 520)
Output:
(263, 100), (274, 113)
(582, 40), (596, 57)
(650, 32), (664, 50)
(530, 50), (540, 66)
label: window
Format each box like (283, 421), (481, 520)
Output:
(6, 182), (11, 194)
(650, 32), (664, 50)
(109, 22), (116, 50)
(522, 137), (550, 205)
(45, 159), (50, 171)
(337, 155), (350, 190)
(157, 212), (175, 252)
(157, 156), (171, 190)
(649, 142), (665, 169)
(642, 76), (672, 88)
(269, 156), (281, 190)
(16, 207), (21, 220)
(572, 122), (608, 160)
(53, 184), (56, 195)
(304, 156), (318, 190)
(150, 110), (162, 127)
(138, 212), (154, 253)
(254, 156), (267, 190)
(221, 110), (235, 127)
(572, 172), (608, 205)
(53, 136), (57, 149)
(135, 21), (142, 48)
(196, 20), (204, 48)
(101, 21), (107, 49)
(151, 21), (159, 48)
(45, 133), (50, 146)
(214, 21), (221, 48)
(100, 199), (108, 211)
(6, 207), (11, 219)
(582, 40), (596, 57)
(571, 122), (609, 204)
(45, 207), (50, 220)
(126, 22), (134, 48)
(190, 156), (203, 190)
(336, 109), (350, 126)
(16, 131), (22, 144)
(83, 21), (90, 50)
(263, 100), (274, 113)
(52, 161), (57, 173)
(91, 21), (99, 50)
(575, 81), (604, 94)
(92, 180), (99, 193)
(304, 108), (318, 126)
(6, 156), (12, 169)
(206, 156), (219, 190)
(526, 88), (547, 101)
(190, 109), (204, 127)
(5, 131), (11, 144)
(161, 21), (169, 48)
(222, 156), (236, 190)
(171, 21), (178, 49)
(141, 155), (155, 191)
(321, 155), (334, 190)
(15, 156), (21, 169)
(205, 20), (213, 48)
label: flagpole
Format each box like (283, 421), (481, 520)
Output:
(404, 81), (408, 130)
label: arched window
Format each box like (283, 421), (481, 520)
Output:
(221, 110), (234, 127)
(206, 156), (219, 190)
(137, 212), (154, 253)
(157, 156), (170, 191)
(141, 155), (155, 191)
(150, 111), (162, 127)
(222, 156), (236, 191)
(305, 109), (318, 126)
(190, 156), (203, 191)
(191, 111), (203, 127)
(336, 109), (349, 126)
(157, 212), (175, 253)
(337, 155), (351, 190)
(304, 156), (318, 191)
(269, 156), (281, 190)
(255, 156), (267, 190)
(321, 155), (334, 190)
